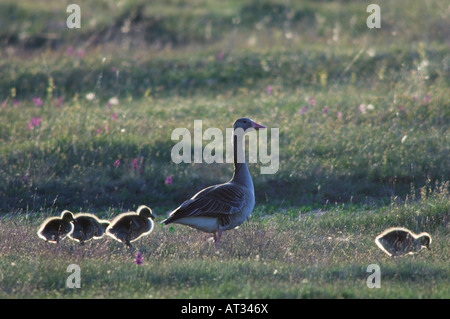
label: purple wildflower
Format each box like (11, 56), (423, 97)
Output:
(300, 106), (307, 115)
(165, 176), (173, 185)
(113, 159), (120, 168)
(266, 85), (273, 96)
(133, 251), (143, 266)
(309, 97), (316, 106)
(424, 94), (431, 104)
(111, 112), (118, 121)
(323, 106), (329, 114)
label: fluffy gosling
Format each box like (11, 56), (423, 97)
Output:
(375, 227), (432, 257)
(37, 210), (75, 243)
(106, 205), (155, 248)
(69, 213), (110, 244)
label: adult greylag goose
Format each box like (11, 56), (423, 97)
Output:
(106, 205), (155, 248)
(69, 213), (110, 244)
(375, 227), (432, 257)
(162, 117), (265, 248)
(37, 210), (74, 243)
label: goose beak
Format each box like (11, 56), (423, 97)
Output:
(251, 121), (266, 130)
(150, 214), (156, 220)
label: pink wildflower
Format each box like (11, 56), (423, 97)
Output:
(27, 117), (42, 130)
(77, 49), (85, 58)
(216, 51), (224, 61)
(55, 97), (63, 108)
(33, 97), (43, 106)
(113, 159), (120, 168)
(359, 104), (366, 114)
(132, 158), (139, 170)
(309, 97), (316, 106)
(165, 176), (173, 185)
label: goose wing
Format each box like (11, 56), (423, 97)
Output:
(164, 183), (246, 223)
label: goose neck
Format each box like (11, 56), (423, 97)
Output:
(232, 133), (253, 189)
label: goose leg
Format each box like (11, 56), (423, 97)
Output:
(214, 229), (223, 249)
(125, 234), (133, 249)
(79, 232), (86, 245)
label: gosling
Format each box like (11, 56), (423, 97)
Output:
(69, 213), (110, 244)
(37, 210), (75, 243)
(106, 205), (155, 248)
(375, 227), (432, 257)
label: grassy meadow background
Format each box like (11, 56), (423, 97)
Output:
(0, 0), (449, 298)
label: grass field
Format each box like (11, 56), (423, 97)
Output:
(0, 0), (449, 299)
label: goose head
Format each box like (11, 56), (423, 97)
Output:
(61, 210), (75, 222)
(417, 233), (432, 250)
(137, 205), (156, 220)
(233, 118), (266, 132)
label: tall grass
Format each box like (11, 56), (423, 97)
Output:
(0, 81), (448, 212)
(0, 185), (448, 298)
(0, 0), (448, 298)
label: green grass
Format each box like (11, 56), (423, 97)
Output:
(0, 188), (448, 298)
(0, 0), (449, 298)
